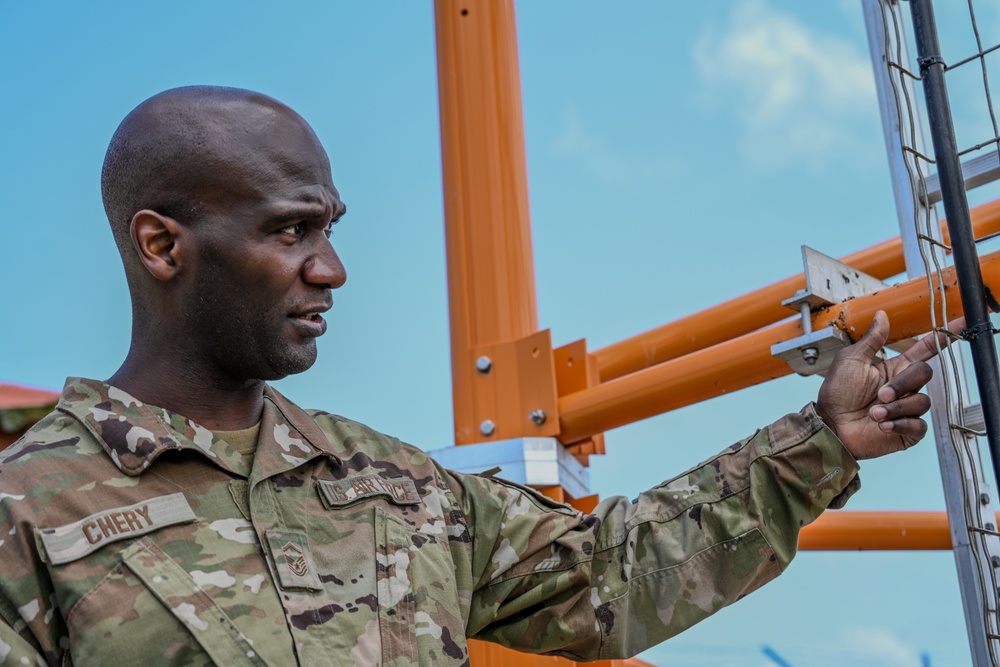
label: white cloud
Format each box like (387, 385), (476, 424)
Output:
(842, 626), (923, 667)
(838, 0), (863, 21)
(547, 107), (678, 189)
(693, 0), (877, 169)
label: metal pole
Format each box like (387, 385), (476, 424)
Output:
(909, 0), (1000, 493)
(862, 2), (999, 662)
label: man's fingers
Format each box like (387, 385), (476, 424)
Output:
(849, 311), (890, 362)
(902, 315), (965, 364)
(876, 417), (928, 443)
(870, 392), (931, 422)
(877, 361), (933, 402)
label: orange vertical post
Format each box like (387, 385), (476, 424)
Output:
(435, 3), (582, 664)
(435, 0), (547, 446)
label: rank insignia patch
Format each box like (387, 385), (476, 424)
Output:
(265, 530), (322, 591)
(282, 542), (309, 577)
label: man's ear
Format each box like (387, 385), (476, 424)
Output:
(130, 209), (184, 281)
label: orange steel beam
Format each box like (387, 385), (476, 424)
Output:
(468, 642), (656, 667)
(593, 198), (1000, 383)
(795, 511), (993, 550)
(435, 0), (542, 445)
(558, 249), (1000, 444)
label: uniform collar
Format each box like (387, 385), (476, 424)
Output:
(57, 377), (341, 477)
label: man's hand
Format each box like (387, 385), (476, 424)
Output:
(815, 310), (958, 460)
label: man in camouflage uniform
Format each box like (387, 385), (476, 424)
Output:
(0, 87), (944, 666)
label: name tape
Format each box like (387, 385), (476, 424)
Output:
(317, 474), (420, 508)
(38, 493), (196, 565)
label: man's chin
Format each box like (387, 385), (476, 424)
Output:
(264, 344), (319, 380)
(221, 341), (319, 383)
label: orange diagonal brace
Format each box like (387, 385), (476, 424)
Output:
(593, 198), (1000, 382)
(798, 511), (1000, 550)
(558, 249), (1000, 444)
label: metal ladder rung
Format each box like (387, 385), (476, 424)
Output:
(965, 402), (986, 432)
(922, 151), (1000, 205)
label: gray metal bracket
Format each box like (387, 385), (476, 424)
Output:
(771, 246), (887, 376)
(426, 437), (590, 500)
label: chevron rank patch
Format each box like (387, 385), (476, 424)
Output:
(265, 530), (322, 591)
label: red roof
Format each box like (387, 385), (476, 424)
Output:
(0, 383), (59, 410)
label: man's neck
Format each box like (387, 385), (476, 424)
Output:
(108, 352), (266, 431)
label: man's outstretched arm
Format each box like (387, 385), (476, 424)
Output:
(451, 311), (949, 659)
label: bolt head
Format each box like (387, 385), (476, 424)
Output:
(988, 523), (997, 532)
(479, 419), (496, 436)
(801, 347), (820, 366)
(992, 555), (1000, 568)
(529, 409), (547, 426)
(982, 493), (991, 505)
(475, 356), (492, 373)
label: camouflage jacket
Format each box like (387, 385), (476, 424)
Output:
(0, 378), (859, 666)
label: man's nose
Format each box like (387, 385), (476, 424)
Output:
(304, 241), (347, 289)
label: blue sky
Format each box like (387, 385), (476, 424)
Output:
(4, 1), (1000, 664)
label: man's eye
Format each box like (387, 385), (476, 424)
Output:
(322, 222), (334, 239)
(280, 223), (305, 237)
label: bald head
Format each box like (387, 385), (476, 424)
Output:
(102, 85), (347, 400)
(101, 86), (325, 262)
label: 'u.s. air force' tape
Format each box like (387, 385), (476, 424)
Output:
(37, 493), (196, 565)
(317, 474), (420, 508)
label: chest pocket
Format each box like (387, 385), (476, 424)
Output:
(64, 538), (269, 667)
(375, 508), (468, 665)
(123, 540), (270, 665)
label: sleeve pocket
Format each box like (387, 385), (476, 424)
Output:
(375, 508), (468, 665)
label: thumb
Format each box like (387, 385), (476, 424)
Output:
(849, 311), (889, 362)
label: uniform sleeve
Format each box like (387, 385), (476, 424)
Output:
(0, 593), (49, 666)
(442, 403), (860, 661)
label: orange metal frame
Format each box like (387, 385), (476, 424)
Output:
(558, 251), (1000, 443)
(798, 511), (1000, 551)
(594, 198), (1000, 382)
(435, 1), (997, 664)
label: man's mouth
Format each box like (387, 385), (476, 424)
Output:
(289, 308), (329, 336)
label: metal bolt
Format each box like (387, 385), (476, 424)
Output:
(475, 356), (492, 373)
(988, 523), (996, 532)
(799, 301), (813, 336)
(982, 492), (991, 505)
(802, 347), (820, 366)
(992, 555), (1000, 568)
(479, 420), (495, 436)
(529, 409), (547, 426)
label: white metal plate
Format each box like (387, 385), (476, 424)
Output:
(426, 437), (590, 499)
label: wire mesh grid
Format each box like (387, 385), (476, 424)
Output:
(951, 1), (1000, 162)
(876, 0), (1000, 662)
